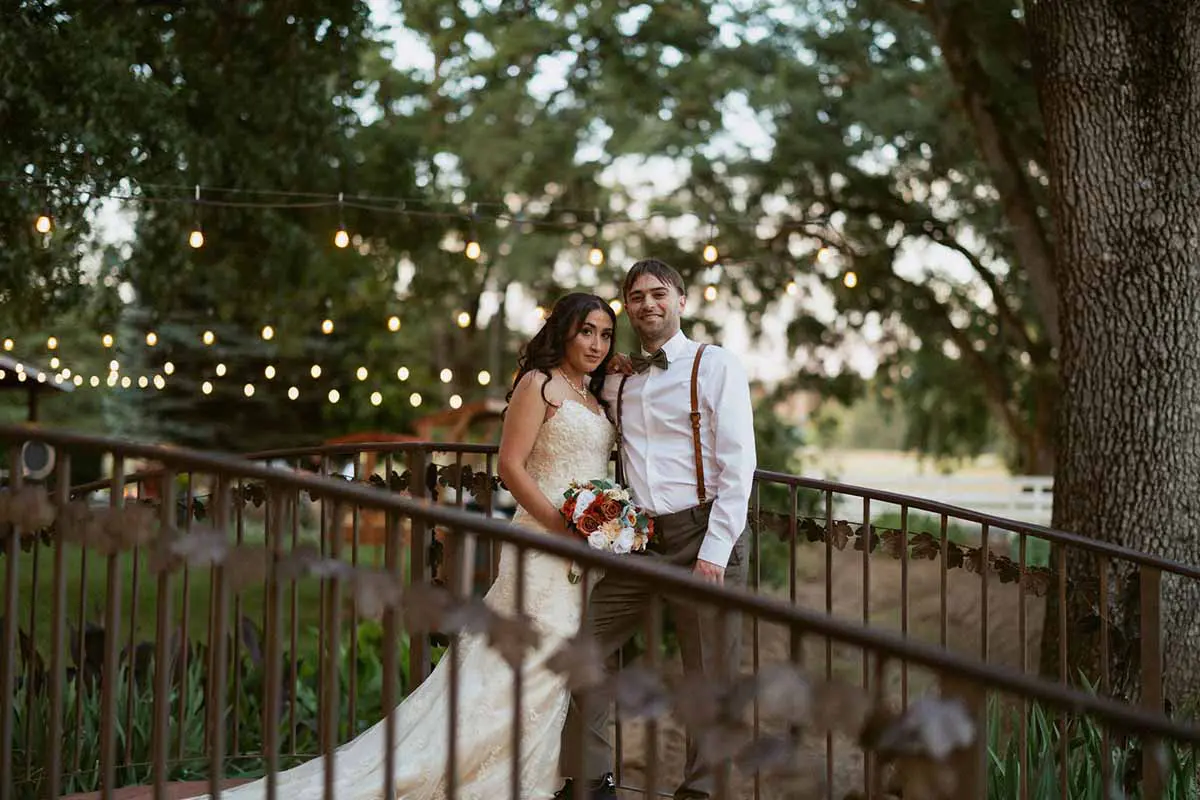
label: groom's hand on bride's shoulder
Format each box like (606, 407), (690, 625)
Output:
(693, 558), (725, 585)
(607, 352), (634, 375)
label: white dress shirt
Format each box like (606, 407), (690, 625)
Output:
(603, 330), (757, 568)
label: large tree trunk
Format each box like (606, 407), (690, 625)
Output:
(1028, 1), (1200, 703)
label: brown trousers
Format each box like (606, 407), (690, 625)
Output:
(560, 503), (748, 798)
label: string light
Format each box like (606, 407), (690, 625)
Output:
(843, 270), (858, 288)
(37, 373), (46, 383)
(321, 318), (334, 335)
(703, 285), (718, 302)
(465, 240), (481, 260)
(202, 330), (215, 346)
(449, 394), (463, 410)
(535, 306), (547, 320)
(73, 375), (83, 386)
(145, 331), (158, 346)
(328, 389), (340, 403)
(609, 299), (623, 315)
(409, 392), (422, 407)
(786, 281), (798, 296)
(702, 214), (718, 264)
(387, 315), (401, 332)
(397, 366), (409, 381)
(49, 357), (60, 369)
(215, 363), (227, 377)
(287, 386), (299, 400)
(108, 359), (119, 371)
(370, 391), (382, 406)
(106, 374), (117, 387)
(163, 361), (175, 375)
(264, 365), (276, 379)
(47, 336), (57, 350)
(18, 373), (27, 383)
(588, 245), (604, 267)
(120, 376), (131, 388)
(477, 370), (491, 386)
(102, 333), (114, 348)
(202, 381), (213, 394)
(310, 364), (322, 379)
(138, 376), (149, 389)
(34, 213), (52, 234)
(356, 366), (368, 380)
(89, 376), (99, 387)
(261, 325), (274, 340)
(456, 311), (472, 328)
(2, 339), (11, 351)
(243, 383), (255, 397)
(440, 368), (453, 383)
(334, 227), (350, 249)
(153, 375), (165, 390)
(189, 185), (204, 248)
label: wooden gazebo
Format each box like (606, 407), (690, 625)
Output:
(0, 353), (74, 421)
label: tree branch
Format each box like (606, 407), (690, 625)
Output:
(926, 0), (1060, 349)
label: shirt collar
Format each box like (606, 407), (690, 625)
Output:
(641, 329), (690, 361)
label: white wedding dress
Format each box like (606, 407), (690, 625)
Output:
(196, 399), (615, 800)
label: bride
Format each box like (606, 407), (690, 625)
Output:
(197, 293), (618, 799)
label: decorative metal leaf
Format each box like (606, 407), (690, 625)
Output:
(487, 613), (541, 666)
(963, 547), (985, 575)
(611, 666), (671, 720)
(868, 695), (975, 761)
(546, 634), (608, 691)
(944, 542), (965, 569)
(991, 554), (1021, 584)
(800, 517), (825, 543)
(829, 520), (853, 550)
(1021, 567), (1053, 597)
(151, 525), (229, 572)
(401, 582), (457, 634)
(879, 528), (906, 559)
(910, 532), (941, 560)
(854, 524), (880, 553)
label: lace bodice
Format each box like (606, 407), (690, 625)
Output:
(514, 399), (616, 521)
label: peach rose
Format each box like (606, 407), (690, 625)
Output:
(578, 513), (602, 534)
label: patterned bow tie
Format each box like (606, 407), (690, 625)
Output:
(631, 349), (669, 374)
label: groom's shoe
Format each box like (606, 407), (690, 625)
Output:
(552, 774), (617, 800)
(588, 773), (617, 799)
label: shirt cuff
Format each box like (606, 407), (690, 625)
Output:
(697, 535), (734, 569)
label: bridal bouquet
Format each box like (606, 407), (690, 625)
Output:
(560, 479), (654, 584)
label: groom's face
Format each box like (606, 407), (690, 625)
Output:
(626, 274), (685, 348)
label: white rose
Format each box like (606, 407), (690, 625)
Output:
(571, 489), (596, 523)
(587, 530), (608, 550)
(612, 526), (636, 555)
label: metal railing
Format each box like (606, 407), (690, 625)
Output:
(3, 429), (1198, 799)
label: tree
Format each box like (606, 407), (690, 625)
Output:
(1028, 0), (1200, 703)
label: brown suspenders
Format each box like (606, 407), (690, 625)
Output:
(615, 343), (709, 506)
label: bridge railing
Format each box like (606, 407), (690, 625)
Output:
(6, 432), (1196, 798)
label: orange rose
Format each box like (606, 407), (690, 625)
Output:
(578, 513), (602, 534)
(598, 497), (622, 521)
(562, 497), (578, 520)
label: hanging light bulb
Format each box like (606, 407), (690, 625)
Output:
(243, 383), (255, 397)
(310, 364), (322, 379)
(396, 366), (409, 381)
(321, 318), (334, 335)
(120, 376), (132, 388)
(163, 361), (175, 375)
(702, 243), (718, 264)
(287, 386), (299, 400)
(202, 330), (215, 346)
(188, 227), (205, 249)
(145, 331), (158, 346)
(102, 333), (114, 348)
(609, 299), (623, 315)
(46, 336), (57, 350)
(440, 368), (453, 383)
(409, 392), (422, 407)
(370, 391), (383, 406)
(202, 381), (213, 395)
(334, 227), (350, 249)
(264, 365), (276, 379)
(328, 389), (340, 404)
(534, 306), (547, 320)
(73, 375), (83, 387)
(477, 370), (491, 386)
(261, 325), (274, 340)
(215, 362), (227, 377)
(465, 239), (481, 260)
(786, 281), (798, 296)
(449, 394), (463, 410)
(588, 245), (604, 267)
(109, 359), (120, 371)
(89, 376), (100, 387)
(456, 311), (472, 328)
(387, 315), (401, 332)
(356, 366), (369, 381)
(35, 213), (52, 234)
(138, 376), (149, 389)
(2, 338), (12, 351)
(703, 285), (718, 302)
(843, 270), (859, 289)
(49, 357), (60, 369)
(153, 375), (166, 390)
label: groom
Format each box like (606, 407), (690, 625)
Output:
(557, 258), (757, 799)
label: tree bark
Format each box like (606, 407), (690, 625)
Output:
(1028, 0), (1200, 703)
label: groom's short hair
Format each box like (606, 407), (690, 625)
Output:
(623, 258), (686, 299)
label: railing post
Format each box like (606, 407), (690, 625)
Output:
(1139, 565), (1163, 799)
(407, 449), (431, 687)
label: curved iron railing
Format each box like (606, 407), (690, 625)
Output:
(4, 429), (1196, 799)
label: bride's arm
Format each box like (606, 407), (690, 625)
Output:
(498, 372), (573, 536)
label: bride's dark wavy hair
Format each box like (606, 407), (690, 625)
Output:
(506, 292), (617, 412)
